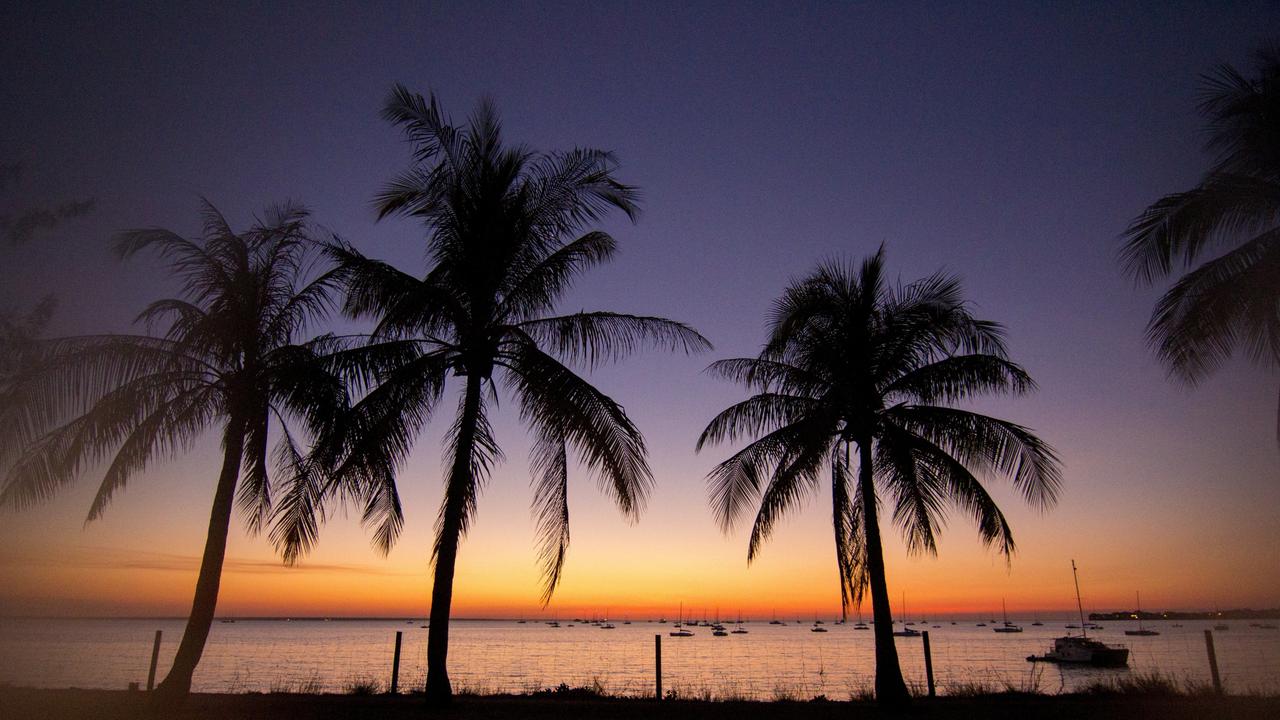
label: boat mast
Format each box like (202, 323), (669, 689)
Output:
(1136, 591), (1144, 632)
(1072, 559), (1087, 638)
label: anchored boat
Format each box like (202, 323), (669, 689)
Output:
(1028, 560), (1129, 667)
(994, 599), (1023, 633)
(1124, 592), (1159, 636)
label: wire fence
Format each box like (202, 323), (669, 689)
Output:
(2, 619), (1278, 699)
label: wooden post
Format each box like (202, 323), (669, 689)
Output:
(390, 631), (403, 694)
(1204, 629), (1222, 695)
(922, 630), (936, 697)
(146, 630), (162, 691)
(654, 634), (662, 700)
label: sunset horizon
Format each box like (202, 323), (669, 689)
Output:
(3, 1), (1278, 714)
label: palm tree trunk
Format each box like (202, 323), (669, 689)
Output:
(153, 416), (246, 704)
(424, 374), (482, 704)
(858, 438), (911, 705)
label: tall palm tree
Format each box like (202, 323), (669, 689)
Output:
(1122, 45), (1280, 441)
(0, 203), (346, 701)
(272, 86), (710, 703)
(697, 250), (1061, 704)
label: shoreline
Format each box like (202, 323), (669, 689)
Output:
(3, 687), (1278, 720)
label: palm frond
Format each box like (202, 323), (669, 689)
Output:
(1147, 229), (1280, 384)
(883, 354), (1034, 404)
(516, 312), (710, 370)
(529, 427), (570, 605)
(503, 344), (650, 519)
(746, 430), (831, 562)
(886, 405), (1062, 511)
(1121, 174), (1280, 283)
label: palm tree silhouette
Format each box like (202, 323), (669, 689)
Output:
(1122, 45), (1280, 441)
(698, 250), (1060, 704)
(0, 203), (347, 702)
(275, 86), (710, 703)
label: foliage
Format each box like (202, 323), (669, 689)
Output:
(1120, 45), (1280, 439)
(273, 86), (710, 606)
(699, 249), (1060, 700)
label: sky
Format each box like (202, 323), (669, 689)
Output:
(1, 1), (1278, 620)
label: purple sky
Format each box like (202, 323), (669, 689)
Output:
(2, 2), (1278, 615)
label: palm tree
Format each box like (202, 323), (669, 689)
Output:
(272, 86), (710, 703)
(0, 203), (346, 701)
(697, 250), (1061, 704)
(1121, 45), (1280, 441)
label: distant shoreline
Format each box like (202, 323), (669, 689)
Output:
(4, 609), (1280, 622)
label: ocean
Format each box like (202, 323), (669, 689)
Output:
(2, 617), (1277, 699)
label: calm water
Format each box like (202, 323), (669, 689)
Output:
(2, 618), (1278, 699)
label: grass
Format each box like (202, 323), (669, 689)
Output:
(5, 686), (1280, 720)
(342, 677), (382, 695)
(1079, 670), (1216, 697)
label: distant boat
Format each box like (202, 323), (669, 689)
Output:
(892, 594), (921, 637)
(810, 624), (828, 633)
(1027, 560), (1128, 667)
(994, 599), (1023, 633)
(1124, 592), (1159, 636)
(670, 602), (694, 637)
(976, 622), (988, 627)
(769, 609), (785, 625)
(732, 613), (749, 634)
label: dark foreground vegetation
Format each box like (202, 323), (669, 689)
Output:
(3, 687), (1278, 720)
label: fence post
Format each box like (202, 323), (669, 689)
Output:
(922, 630), (936, 697)
(146, 630), (162, 691)
(655, 634), (662, 700)
(390, 631), (403, 694)
(1204, 629), (1222, 695)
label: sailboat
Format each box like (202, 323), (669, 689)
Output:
(994, 599), (1023, 633)
(732, 612), (749, 634)
(1027, 561), (1128, 666)
(669, 602), (694, 637)
(1124, 592), (1159, 636)
(769, 609), (785, 625)
(853, 609), (869, 630)
(892, 594), (921, 637)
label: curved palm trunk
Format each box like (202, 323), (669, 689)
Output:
(424, 374), (482, 704)
(858, 438), (910, 705)
(153, 417), (246, 704)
